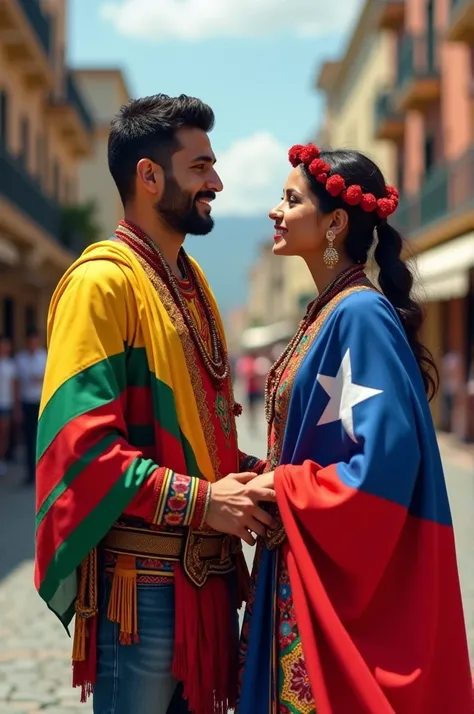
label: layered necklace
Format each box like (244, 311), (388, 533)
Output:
(115, 220), (231, 392)
(264, 264), (367, 425)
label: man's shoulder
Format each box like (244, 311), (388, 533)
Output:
(63, 257), (137, 302)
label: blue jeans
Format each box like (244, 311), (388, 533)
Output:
(93, 575), (189, 714)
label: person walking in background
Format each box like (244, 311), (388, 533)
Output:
(0, 335), (19, 477)
(16, 329), (46, 486)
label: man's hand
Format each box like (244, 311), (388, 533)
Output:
(205, 471), (276, 546)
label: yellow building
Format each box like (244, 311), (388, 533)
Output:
(315, 0), (397, 181)
(0, 0), (94, 347)
(75, 69), (130, 239)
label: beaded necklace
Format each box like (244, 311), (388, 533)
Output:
(115, 220), (229, 391)
(264, 264), (367, 425)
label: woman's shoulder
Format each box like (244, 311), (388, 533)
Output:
(330, 286), (401, 328)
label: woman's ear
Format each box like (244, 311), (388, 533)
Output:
(330, 208), (349, 236)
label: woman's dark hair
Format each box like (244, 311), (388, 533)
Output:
(108, 93), (215, 206)
(300, 149), (438, 401)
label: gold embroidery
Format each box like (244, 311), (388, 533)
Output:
(265, 286), (373, 550)
(132, 252), (222, 479)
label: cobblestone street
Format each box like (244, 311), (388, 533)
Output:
(0, 417), (472, 712)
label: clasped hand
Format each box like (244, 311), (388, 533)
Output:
(205, 471), (276, 546)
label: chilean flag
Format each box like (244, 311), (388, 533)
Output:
(246, 289), (472, 713)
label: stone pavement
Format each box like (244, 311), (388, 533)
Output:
(0, 416), (472, 712)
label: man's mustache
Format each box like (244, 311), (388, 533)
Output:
(194, 191), (216, 202)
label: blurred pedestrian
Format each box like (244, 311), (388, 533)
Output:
(0, 335), (18, 476)
(16, 329), (46, 485)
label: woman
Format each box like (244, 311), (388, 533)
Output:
(238, 144), (472, 713)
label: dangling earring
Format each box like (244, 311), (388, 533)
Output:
(323, 229), (339, 269)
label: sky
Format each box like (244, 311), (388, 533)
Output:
(68, 0), (364, 220)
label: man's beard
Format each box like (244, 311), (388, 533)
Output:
(155, 174), (215, 236)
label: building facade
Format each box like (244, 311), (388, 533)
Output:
(0, 0), (94, 347)
(75, 69), (130, 240)
(373, 0), (474, 438)
(315, 0), (398, 181)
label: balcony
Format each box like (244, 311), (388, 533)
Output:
(394, 33), (441, 112)
(0, 0), (54, 89)
(0, 141), (60, 238)
(394, 149), (474, 250)
(446, 0), (474, 43)
(374, 90), (404, 141)
(374, 0), (405, 31)
(47, 72), (94, 156)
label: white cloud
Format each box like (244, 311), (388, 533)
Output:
(212, 132), (288, 217)
(100, 0), (361, 41)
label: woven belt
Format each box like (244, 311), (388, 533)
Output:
(102, 523), (232, 563)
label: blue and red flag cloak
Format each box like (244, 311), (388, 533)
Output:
(239, 289), (472, 713)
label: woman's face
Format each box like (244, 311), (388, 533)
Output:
(269, 166), (331, 258)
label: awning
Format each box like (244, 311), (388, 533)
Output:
(410, 232), (474, 301)
(240, 320), (295, 350)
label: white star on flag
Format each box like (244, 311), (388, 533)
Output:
(316, 348), (383, 443)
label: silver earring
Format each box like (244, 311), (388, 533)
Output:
(323, 229), (339, 269)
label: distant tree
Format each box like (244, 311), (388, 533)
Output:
(60, 200), (101, 252)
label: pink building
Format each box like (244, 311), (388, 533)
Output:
(374, 0), (474, 440)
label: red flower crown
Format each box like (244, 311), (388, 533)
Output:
(288, 143), (399, 220)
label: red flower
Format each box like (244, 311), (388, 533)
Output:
(316, 172), (328, 184)
(173, 475), (190, 486)
(289, 657), (313, 704)
(308, 158), (330, 177)
(288, 144), (305, 167)
(326, 174), (345, 197)
(385, 184), (399, 200)
(299, 144), (320, 164)
(164, 512), (184, 526)
(168, 496), (187, 511)
(172, 482), (189, 494)
(376, 197), (397, 219)
(360, 192), (377, 212)
(341, 184), (363, 205)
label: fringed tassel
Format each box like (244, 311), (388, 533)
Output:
(106, 554), (138, 645)
(172, 563), (238, 714)
(72, 548), (98, 702)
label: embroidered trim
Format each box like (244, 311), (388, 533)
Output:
(131, 250), (223, 479)
(153, 469), (205, 527)
(269, 285), (373, 469)
(265, 285), (373, 550)
(191, 480), (211, 529)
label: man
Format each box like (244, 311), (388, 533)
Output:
(16, 329), (46, 485)
(0, 335), (19, 477)
(34, 95), (272, 714)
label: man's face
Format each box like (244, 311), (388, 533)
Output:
(155, 127), (223, 236)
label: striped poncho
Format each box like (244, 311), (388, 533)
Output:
(34, 238), (252, 712)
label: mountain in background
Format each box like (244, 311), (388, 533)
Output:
(187, 215), (271, 315)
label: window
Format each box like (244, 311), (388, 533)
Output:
(25, 305), (37, 335)
(20, 117), (30, 167)
(0, 90), (8, 146)
(36, 134), (44, 182)
(424, 134), (435, 174)
(53, 160), (60, 201)
(2, 297), (14, 341)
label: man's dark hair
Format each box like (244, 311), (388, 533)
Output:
(108, 93), (215, 206)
